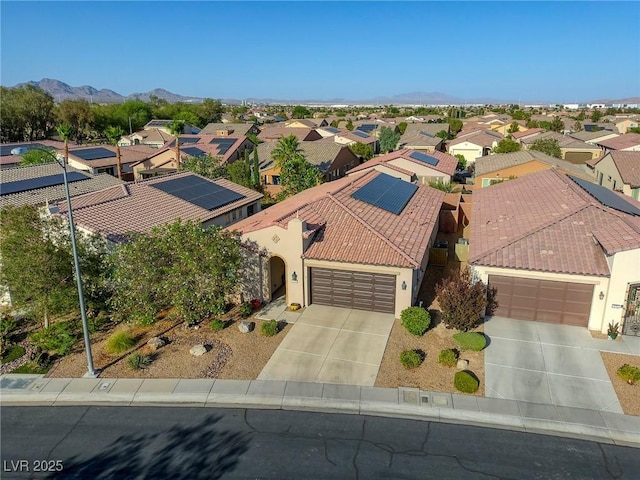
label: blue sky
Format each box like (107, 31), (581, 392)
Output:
(1, 1), (639, 103)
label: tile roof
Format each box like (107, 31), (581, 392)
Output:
(569, 130), (619, 142)
(609, 151), (640, 187)
(596, 133), (640, 150)
(0, 140), (67, 166)
(68, 145), (157, 168)
(511, 128), (544, 140)
(520, 131), (599, 150)
(129, 128), (175, 144)
(256, 141), (353, 172)
(162, 135), (250, 163)
(55, 172), (262, 243)
(470, 169), (640, 276)
(347, 148), (457, 176)
(230, 171), (445, 268)
(399, 123), (446, 147)
(448, 130), (503, 148)
(335, 131), (378, 145)
(199, 123), (259, 136)
(257, 126), (321, 142)
(0, 163), (125, 208)
(474, 150), (595, 180)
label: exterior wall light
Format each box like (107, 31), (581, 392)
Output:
(599, 291), (605, 300)
(291, 271), (298, 283)
(401, 281), (407, 290)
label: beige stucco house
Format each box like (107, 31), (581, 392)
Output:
(591, 151), (640, 199)
(229, 171), (445, 318)
(470, 169), (640, 334)
(447, 130), (503, 164)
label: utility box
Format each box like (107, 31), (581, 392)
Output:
(455, 238), (469, 262)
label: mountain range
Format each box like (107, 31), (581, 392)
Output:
(9, 78), (640, 106)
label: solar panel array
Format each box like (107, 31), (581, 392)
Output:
(569, 176), (640, 216)
(72, 147), (116, 161)
(352, 130), (369, 139)
(150, 175), (246, 211)
(419, 130), (435, 138)
(1, 143), (45, 157)
(409, 151), (439, 166)
(324, 127), (340, 134)
(178, 137), (200, 145)
(1, 171), (90, 196)
(148, 120), (172, 127)
(351, 172), (418, 215)
(356, 124), (377, 133)
(182, 146), (207, 157)
(209, 138), (237, 155)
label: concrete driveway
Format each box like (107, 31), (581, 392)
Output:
(258, 305), (395, 386)
(484, 316), (640, 413)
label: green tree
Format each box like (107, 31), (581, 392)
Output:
(530, 138), (562, 158)
(329, 120), (340, 128)
(56, 99), (94, 143)
(201, 98), (223, 124)
(379, 126), (401, 153)
(179, 153), (227, 179)
(168, 119), (185, 167)
(455, 154), (467, 171)
(348, 142), (373, 161)
(292, 106), (311, 118)
(104, 125), (126, 179)
(279, 155), (323, 199)
(345, 119), (354, 131)
(109, 221), (242, 326)
(19, 148), (57, 166)
(628, 127), (640, 134)
(573, 121), (583, 132)
(436, 130), (450, 140)
(397, 122), (408, 134)
(56, 123), (72, 166)
(507, 121), (520, 134)
(0, 85), (55, 142)
(272, 135), (303, 168)
(447, 118), (463, 134)
(590, 110), (603, 122)
(227, 159), (252, 189)
(252, 148), (261, 188)
(549, 115), (565, 133)
(492, 138), (521, 154)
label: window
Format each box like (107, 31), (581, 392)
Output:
(272, 175), (280, 185)
(247, 204), (255, 216)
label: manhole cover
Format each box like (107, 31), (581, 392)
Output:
(0, 378), (34, 390)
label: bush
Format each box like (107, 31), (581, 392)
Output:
(209, 319), (226, 331)
(435, 267), (488, 331)
(617, 364), (640, 384)
(106, 331), (135, 355)
(261, 320), (279, 337)
(438, 349), (458, 367)
(452, 332), (487, 351)
(401, 307), (431, 336)
(11, 361), (50, 374)
(454, 370), (479, 393)
(239, 302), (253, 318)
(127, 352), (152, 370)
(1, 344), (26, 364)
(400, 350), (423, 369)
(29, 321), (77, 356)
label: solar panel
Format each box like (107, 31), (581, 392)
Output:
(1, 171), (89, 196)
(148, 120), (171, 127)
(324, 127), (339, 134)
(179, 137), (200, 145)
(356, 124), (377, 133)
(72, 147), (116, 161)
(569, 176), (640, 216)
(409, 151), (439, 166)
(351, 172), (418, 215)
(209, 138), (236, 146)
(419, 130), (435, 138)
(0, 143), (46, 157)
(150, 175), (246, 211)
(352, 130), (369, 139)
(182, 147), (206, 157)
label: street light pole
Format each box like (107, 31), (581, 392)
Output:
(17, 147), (98, 377)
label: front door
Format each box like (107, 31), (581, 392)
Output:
(623, 284), (640, 336)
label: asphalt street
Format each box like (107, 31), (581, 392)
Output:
(1, 406), (638, 479)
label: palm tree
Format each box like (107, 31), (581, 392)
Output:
(104, 125), (126, 179)
(271, 134), (303, 168)
(168, 120), (185, 168)
(56, 123), (72, 166)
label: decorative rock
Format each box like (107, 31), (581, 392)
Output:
(189, 344), (207, 356)
(238, 321), (254, 333)
(456, 359), (469, 370)
(147, 337), (165, 351)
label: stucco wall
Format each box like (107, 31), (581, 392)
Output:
(474, 160), (550, 188)
(594, 153), (625, 192)
(604, 249), (640, 334)
(448, 143), (483, 164)
(389, 157), (450, 182)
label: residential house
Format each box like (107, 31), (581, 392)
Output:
(0, 163), (124, 209)
(447, 129), (503, 164)
(258, 125), (322, 143)
(131, 135), (255, 181)
(596, 133), (640, 154)
(398, 123), (446, 152)
(143, 119), (200, 135)
(590, 151), (640, 199)
(118, 128), (174, 148)
(284, 118), (328, 129)
(511, 128), (544, 143)
(473, 150), (594, 188)
(257, 141), (359, 195)
(347, 148), (457, 185)
(66, 145), (157, 181)
(0, 140), (66, 169)
(570, 130), (620, 145)
(229, 170), (445, 317)
(520, 131), (601, 163)
(611, 118), (639, 134)
(470, 168), (640, 334)
(52, 172), (263, 244)
(199, 122), (261, 137)
(332, 130), (379, 154)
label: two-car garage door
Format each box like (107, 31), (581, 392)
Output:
(488, 275), (593, 327)
(310, 268), (396, 314)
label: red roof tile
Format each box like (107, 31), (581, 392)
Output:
(347, 148), (457, 176)
(597, 133), (640, 150)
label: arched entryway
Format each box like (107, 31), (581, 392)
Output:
(269, 256), (286, 301)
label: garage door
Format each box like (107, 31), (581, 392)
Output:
(488, 275), (593, 326)
(564, 151), (593, 164)
(310, 268), (396, 314)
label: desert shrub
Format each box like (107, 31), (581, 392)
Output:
(11, 361), (50, 374)
(261, 320), (279, 337)
(401, 307), (431, 336)
(1, 344), (26, 363)
(438, 349), (458, 367)
(239, 302), (253, 318)
(106, 331), (135, 355)
(400, 349), (423, 369)
(29, 321), (77, 356)
(454, 370), (479, 393)
(209, 319), (226, 331)
(435, 267), (488, 331)
(127, 352), (152, 370)
(452, 332), (486, 351)
(617, 364), (640, 384)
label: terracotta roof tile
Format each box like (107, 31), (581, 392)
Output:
(596, 133), (640, 150)
(610, 151), (640, 187)
(348, 148), (457, 176)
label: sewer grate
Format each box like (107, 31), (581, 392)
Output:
(0, 378), (35, 390)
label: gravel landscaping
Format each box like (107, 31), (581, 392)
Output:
(600, 351), (640, 416)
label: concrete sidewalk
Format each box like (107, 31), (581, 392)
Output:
(1, 374), (638, 448)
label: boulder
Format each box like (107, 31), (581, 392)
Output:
(189, 344), (207, 356)
(146, 337), (165, 351)
(456, 359), (469, 370)
(238, 321), (254, 333)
